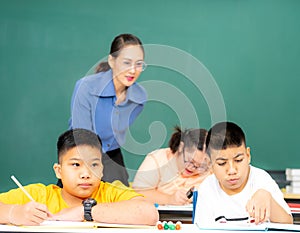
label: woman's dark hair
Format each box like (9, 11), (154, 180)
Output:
(205, 121), (246, 157)
(168, 126), (207, 154)
(95, 33), (144, 73)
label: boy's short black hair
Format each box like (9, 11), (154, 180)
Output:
(206, 122), (246, 157)
(57, 128), (102, 163)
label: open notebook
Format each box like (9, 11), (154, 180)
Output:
(156, 204), (193, 211)
(197, 222), (300, 231)
(23, 220), (155, 229)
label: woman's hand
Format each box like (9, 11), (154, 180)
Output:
(170, 189), (190, 205)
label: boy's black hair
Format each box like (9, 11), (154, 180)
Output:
(206, 122), (246, 157)
(57, 128), (102, 162)
(56, 128), (102, 188)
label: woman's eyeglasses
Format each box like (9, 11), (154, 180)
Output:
(121, 60), (147, 71)
(182, 147), (208, 172)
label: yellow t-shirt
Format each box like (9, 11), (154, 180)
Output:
(0, 180), (141, 214)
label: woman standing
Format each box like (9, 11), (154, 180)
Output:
(69, 34), (147, 186)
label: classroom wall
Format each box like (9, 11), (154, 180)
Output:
(1, 0), (299, 192)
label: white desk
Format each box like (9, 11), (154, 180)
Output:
(1, 224), (300, 232)
(157, 203), (300, 225)
(0, 224), (197, 232)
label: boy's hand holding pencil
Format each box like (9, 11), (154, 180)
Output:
(9, 175), (52, 225)
(8, 201), (52, 226)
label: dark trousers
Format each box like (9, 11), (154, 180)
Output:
(101, 148), (129, 186)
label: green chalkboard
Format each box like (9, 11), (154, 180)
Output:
(1, 0), (300, 192)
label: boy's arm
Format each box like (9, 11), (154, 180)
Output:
(0, 201), (50, 225)
(246, 189), (293, 224)
(269, 196), (293, 224)
(53, 196), (159, 225)
(0, 202), (13, 224)
(92, 196), (159, 225)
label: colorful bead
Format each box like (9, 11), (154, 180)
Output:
(156, 220), (182, 230)
(163, 222), (169, 230)
(175, 221), (182, 230)
(156, 221), (163, 230)
(169, 224), (176, 230)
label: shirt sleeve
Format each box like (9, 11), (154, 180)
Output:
(105, 181), (142, 202)
(70, 79), (94, 130)
(129, 105), (144, 126)
(252, 168), (291, 215)
(0, 183), (47, 205)
(264, 174), (291, 215)
(132, 153), (161, 190)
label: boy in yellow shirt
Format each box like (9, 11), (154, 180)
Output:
(0, 128), (158, 226)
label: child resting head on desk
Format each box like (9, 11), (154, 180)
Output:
(0, 128), (159, 226)
(132, 126), (211, 205)
(194, 121), (293, 226)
